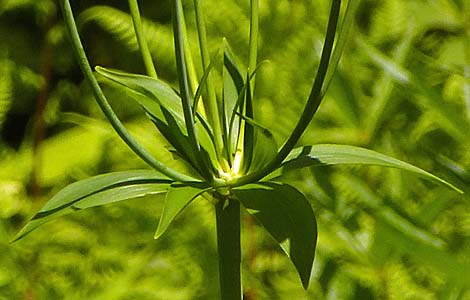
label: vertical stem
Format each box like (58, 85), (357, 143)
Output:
(178, 3), (200, 95)
(193, 0), (227, 169)
(248, 0), (259, 88)
(321, 0), (360, 96)
(215, 198), (242, 300)
(60, 0), (195, 183)
(128, 0), (158, 78)
(233, 0), (342, 187)
(172, 0), (212, 180)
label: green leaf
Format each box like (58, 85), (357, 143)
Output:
(280, 144), (463, 193)
(322, 0), (361, 95)
(96, 66), (218, 171)
(235, 113), (278, 172)
(233, 182), (317, 289)
(192, 60), (215, 115)
(223, 38), (245, 158)
(150, 108), (203, 172)
(251, 126), (278, 172)
(63, 112), (203, 180)
(223, 38), (245, 93)
(12, 170), (172, 242)
(154, 184), (207, 239)
(242, 73), (254, 173)
(96, 66), (184, 124)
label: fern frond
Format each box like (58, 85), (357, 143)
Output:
(78, 5), (175, 70)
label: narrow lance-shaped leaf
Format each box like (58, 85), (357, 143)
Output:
(171, 0), (212, 179)
(96, 69), (201, 170)
(192, 60), (216, 115)
(278, 144), (463, 193)
(233, 182), (317, 289)
(193, 0), (225, 163)
(321, 0), (361, 95)
(95, 67), (218, 171)
(150, 108), (202, 172)
(13, 170), (173, 242)
(60, 0), (192, 182)
(154, 184), (208, 239)
(223, 39), (245, 158)
(242, 73), (254, 173)
(235, 113), (278, 172)
(96, 67), (185, 125)
(227, 61), (268, 164)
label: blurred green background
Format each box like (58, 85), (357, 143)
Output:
(1, 0), (470, 299)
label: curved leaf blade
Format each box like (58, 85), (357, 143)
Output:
(96, 66), (183, 118)
(96, 66), (218, 171)
(233, 182), (317, 289)
(154, 184), (207, 239)
(280, 144), (463, 193)
(237, 114), (278, 173)
(13, 170), (172, 242)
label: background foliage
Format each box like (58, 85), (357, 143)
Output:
(1, 0), (470, 299)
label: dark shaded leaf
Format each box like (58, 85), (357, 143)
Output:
(242, 73), (254, 173)
(233, 182), (317, 289)
(223, 39), (245, 158)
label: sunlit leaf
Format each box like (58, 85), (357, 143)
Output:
(13, 170), (172, 242)
(279, 144), (462, 193)
(236, 114), (278, 172)
(96, 66), (218, 170)
(154, 184), (207, 239)
(223, 38), (245, 157)
(96, 66), (183, 123)
(233, 182), (317, 289)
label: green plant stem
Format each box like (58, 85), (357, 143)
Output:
(248, 0), (259, 87)
(321, 0), (359, 96)
(128, 0), (158, 78)
(60, 0), (195, 183)
(234, 0), (258, 174)
(178, 3), (200, 95)
(234, 0), (342, 187)
(193, 0), (227, 169)
(172, 0), (212, 180)
(215, 197), (242, 300)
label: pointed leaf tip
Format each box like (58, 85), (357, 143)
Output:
(12, 170), (172, 242)
(154, 185), (207, 239)
(281, 144), (463, 194)
(234, 182), (317, 289)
